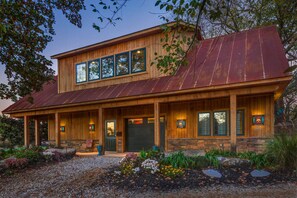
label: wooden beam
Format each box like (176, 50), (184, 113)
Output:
(98, 107), (105, 154)
(230, 94), (237, 152)
(24, 116), (30, 147)
(34, 118), (40, 146)
(55, 112), (60, 147)
(154, 101), (160, 147)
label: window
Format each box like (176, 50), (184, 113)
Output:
(106, 120), (116, 137)
(148, 117), (165, 124)
(198, 113), (211, 136)
(115, 52), (129, 76)
(131, 48), (146, 73)
(128, 118), (143, 125)
(76, 62), (87, 83)
(236, 110), (245, 135)
(213, 111), (228, 136)
(88, 59), (100, 81)
(101, 56), (114, 79)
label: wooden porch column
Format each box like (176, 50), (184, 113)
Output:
(24, 115), (30, 147)
(230, 94), (237, 152)
(55, 112), (61, 147)
(98, 107), (105, 154)
(34, 118), (40, 146)
(154, 101), (160, 147)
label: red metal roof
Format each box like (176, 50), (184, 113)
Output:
(3, 25), (290, 114)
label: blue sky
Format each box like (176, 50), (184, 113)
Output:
(0, 0), (162, 113)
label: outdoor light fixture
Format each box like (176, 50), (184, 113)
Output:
(60, 126), (65, 132)
(89, 124), (95, 131)
(252, 115), (265, 125)
(176, 119), (186, 128)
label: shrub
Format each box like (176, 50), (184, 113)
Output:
(4, 158), (29, 169)
(139, 149), (164, 161)
(160, 165), (184, 178)
(141, 159), (159, 174)
(15, 149), (42, 163)
(238, 151), (271, 169)
(266, 134), (297, 170)
(119, 153), (140, 175)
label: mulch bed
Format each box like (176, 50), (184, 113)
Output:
(95, 166), (297, 193)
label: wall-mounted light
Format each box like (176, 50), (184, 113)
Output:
(176, 119), (186, 128)
(252, 115), (265, 125)
(60, 126), (65, 132)
(89, 124), (95, 131)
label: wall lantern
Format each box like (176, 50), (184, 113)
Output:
(60, 126), (65, 132)
(252, 115), (265, 125)
(176, 119), (186, 128)
(89, 124), (95, 131)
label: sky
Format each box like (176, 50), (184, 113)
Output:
(0, 0), (162, 114)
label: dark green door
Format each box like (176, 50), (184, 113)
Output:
(105, 120), (116, 151)
(125, 117), (165, 152)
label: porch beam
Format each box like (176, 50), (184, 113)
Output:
(24, 115), (30, 147)
(55, 112), (60, 147)
(154, 101), (160, 147)
(230, 94), (237, 152)
(98, 107), (105, 154)
(34, 118), (40, 146)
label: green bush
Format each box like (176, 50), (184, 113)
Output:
(139, 149), (164, 161)
(162, 151), (209, 169)
(266, 134), (297, 170)
(15, 149), (42, 163)
(238, 152), (271, 169)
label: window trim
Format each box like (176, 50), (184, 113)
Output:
(101, 55), (115, 79)
(131, 48), (146, 74)
(115, 51), (130, 77)
(88, 59), (100, 81)
(213, 110), (229, 136)
(198, 112), (211, 136)
(75, 62), (87, 84)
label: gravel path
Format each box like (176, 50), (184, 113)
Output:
(0, 156), (296, 198)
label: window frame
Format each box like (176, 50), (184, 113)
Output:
(213, 110), (229, 136)
(101, 55), (115, 79)
(75, 62), (87, 84)
(131, 48), (146, 74)
(198, 112), (211, 136)
(115, 51), (130, 77)
(87, 59), (100, 81)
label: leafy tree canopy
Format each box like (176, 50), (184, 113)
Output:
(0, 0), (85, 101)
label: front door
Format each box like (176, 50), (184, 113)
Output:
(105, 120), (116, 151)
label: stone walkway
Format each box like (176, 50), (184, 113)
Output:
(0, 156), (296, 197)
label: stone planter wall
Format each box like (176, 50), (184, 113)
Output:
(167, 137), (272, 153)
(48, 140), (100, 152)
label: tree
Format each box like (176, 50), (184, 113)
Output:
(0, 0), (85, 101)
(0, 115), (24, 147)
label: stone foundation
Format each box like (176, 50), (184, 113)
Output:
(48, 140), (100, 152)
(167, 138), (272, 153)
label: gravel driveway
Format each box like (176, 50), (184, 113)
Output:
(0, 156), (296, 198)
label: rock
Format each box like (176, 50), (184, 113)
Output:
(217, 157), (251, 167)
(202, 169), (222, 178)
(250, 170), (271, 177)
(45, 148), (76, 155)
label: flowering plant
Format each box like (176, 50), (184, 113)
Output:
(160, 165), (184, 178)
(118, 152), (140, 175)
(141, 159), (159, 174)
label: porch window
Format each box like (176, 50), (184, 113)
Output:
(131, 48), (146, 73)
(88, 59), (100, 81)
(101, 56), (114, 79)
(236, 110), (245, 135)
(198, 112), (211, 136)
(115, 52), (130, 76)
(213, 111), (228, 136)
(76, 62), (87, 83)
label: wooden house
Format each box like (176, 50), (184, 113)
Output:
(3, 23), (292, 153)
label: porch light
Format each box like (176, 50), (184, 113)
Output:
(252, 115), (265, 125)
(60, 126), (65, 132)
(89, 124), (95, 131)
(176, 119), (186, 128)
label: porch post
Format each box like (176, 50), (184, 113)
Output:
(24, 115), (30, 147)
(154, 101), (160, 147)
(55, 112), (61, 147)
(34, 118), (40, 146)
(98, 107), (105, 154)
(230, 94), (237, 152)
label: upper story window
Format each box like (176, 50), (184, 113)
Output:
(131, 48), (146, 73)
(101, 56), (114, 79)
(75, 48), (146, 84)
(115, 52), (130, 76)
(88, 59), (100, 81)
(76, 62), (87, 83)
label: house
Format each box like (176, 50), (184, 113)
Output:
(3, 23), (292, 153)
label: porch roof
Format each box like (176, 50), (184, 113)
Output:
(3, 25), (290, 114)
